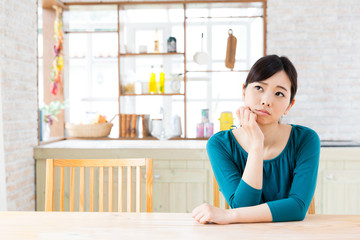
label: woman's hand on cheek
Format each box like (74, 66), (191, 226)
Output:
(192, 203), (233, 225)
(236, 106), (264, 145)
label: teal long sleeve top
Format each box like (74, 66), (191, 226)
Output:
(207, 125), (320, 222)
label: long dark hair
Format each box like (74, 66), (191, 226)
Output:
(244, 55), (298, 103)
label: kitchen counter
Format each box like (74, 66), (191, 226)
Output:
(37, 139), (208, 149)
(34, 140), (208, 160)
(320, 140), (360, 147)
(34, 139), (360, 158)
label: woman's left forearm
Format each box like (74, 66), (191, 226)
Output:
(227, 203), (273, 223)
(192, 202), (273, 224)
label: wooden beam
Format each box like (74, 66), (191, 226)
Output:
(63, 0), (265, 6)
(43, 0), (66, 9)
(42, 8), (65, 139)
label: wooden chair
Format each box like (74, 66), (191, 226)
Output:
(213, 175), (230, 209)
(213, 175), (315, 214)
(45, 158), (153, 213)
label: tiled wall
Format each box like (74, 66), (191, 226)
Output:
(267, 0), (360, 141)
(0, 0), (38, 210)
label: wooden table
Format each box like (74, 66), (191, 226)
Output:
(1, 212), (359, 240)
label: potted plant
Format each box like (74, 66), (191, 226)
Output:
(40, 100), (67, 141)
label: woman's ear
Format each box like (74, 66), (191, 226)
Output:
(284, 99), (295, 115)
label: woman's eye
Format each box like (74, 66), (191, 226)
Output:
(275, 92), (284, 97)
(255, 86), (263, 91)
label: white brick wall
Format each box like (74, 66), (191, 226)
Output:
(267, 0), (360, 141)
(0, 0), (38, 210)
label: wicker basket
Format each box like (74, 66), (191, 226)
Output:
(66, 122), (113, 138)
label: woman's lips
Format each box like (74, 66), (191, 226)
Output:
(255, 109), (270, 116)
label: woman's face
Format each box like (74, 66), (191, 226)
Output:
(242, 70), (294, 125)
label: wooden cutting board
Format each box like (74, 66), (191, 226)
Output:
(225, 29), (237, 70)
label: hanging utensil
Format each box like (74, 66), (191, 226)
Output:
(225, 29), (237, 70)
(193, 33), (210, 65)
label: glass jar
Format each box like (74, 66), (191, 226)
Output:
(167, 37), (176, 53)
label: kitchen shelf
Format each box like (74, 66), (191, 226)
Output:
(119, 53), (185, 56)
(66, 136), (209, 141)
(186, 70), (250, 73)
(65, 30), (117, 34)
(117, 2), (188, 139)
(120, 93), (184, 96)
(185, 16), (262, 19)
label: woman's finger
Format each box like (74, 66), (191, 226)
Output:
(195, 211), (205, 222)
(235, 108), (241, 121)
(192, 205), (200, 217)
(239, 107), (245, 123)
(199, 214), (210, 224)
(243, 108), (251, 125)
(249, 111), (257, 124)
(192, 209), (203, 221)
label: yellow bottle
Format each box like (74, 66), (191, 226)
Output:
(149, 65), (157, 94)
(219, 111), (234, 131)
(159, 65), (165, 94)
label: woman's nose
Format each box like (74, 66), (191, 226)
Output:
(261, 98), (271, 107)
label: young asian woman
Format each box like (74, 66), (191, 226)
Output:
(192, 55), (320, 224)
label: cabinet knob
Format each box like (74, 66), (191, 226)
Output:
(326, 174), (334, 180)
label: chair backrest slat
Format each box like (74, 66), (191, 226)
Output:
(45, 158), (152, 213)
(52, 163), (55, 211)
(213, 176), (219, 208)
(45, 159), (54, 211)
(308, 197), (315, 214)
(108, 167), (113, 212)
(90, 167), (94, 212)
(118, 166), (123, 212)
(127, 166), (132, 212)
(146, 158), (153, 213)
(70, 167), (75, 212)
(99, 166), (104, 212)
(59, 166), (64, 211)
(136, 166), (141, 213)
(79, 167), (85, 212)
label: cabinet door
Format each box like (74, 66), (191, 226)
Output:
(322, 169), (360, 214)
(152, 159), (208, 213)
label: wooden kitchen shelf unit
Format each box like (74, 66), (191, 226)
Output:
(54, 0), (266, 140)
